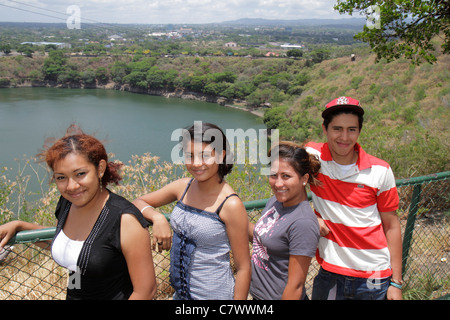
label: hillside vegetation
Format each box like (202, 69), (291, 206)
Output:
(0, 44), (448, 179)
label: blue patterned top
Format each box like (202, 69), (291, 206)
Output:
(169, 179), (237, 300)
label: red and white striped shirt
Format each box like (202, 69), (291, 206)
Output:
(306, 142), (399, 278)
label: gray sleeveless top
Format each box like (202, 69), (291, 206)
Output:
(169, 179), (238, 300)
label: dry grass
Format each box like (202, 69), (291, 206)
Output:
(0, 241), (177, 300)
(0, 244), (66, 300)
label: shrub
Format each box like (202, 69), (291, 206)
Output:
(0, 78), (10, 87)
(351, 76), (365, 89)
(95, 67), (109, 84)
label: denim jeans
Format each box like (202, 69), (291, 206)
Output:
(312, 267), (390, 300)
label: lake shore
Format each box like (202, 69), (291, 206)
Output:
(6, 80), (265, 118)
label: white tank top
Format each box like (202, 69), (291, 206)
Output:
(52, 230), (84, 272)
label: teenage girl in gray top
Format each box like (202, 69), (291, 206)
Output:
(249, 141), (321, 300)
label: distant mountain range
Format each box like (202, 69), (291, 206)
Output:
(220, 17), (367, 27)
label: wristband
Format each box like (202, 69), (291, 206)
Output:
(390, 280), (403, 290)
(140, 205), (154, 213)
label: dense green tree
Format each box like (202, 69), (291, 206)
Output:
(293, 72), (310, 86)
(334, 0), (450, 64)
(209, 71), (237, 83)
(123, 71), (147, 88)
(184, 75), (207, 92)
(309, 49), (330, 64)
(0, 44), (12, 55)
(57, 69), (80, 84)
(81, 69), (96, 86)
(28, 69), (44, 82)
(95, 67), (109, 84)
(286, 49), (303, 58)
(44, 44), (58, 52)
(146, 67), (166, 89)
(110, 61), (131, 83)
(42, 50), (67, 81)
(17, 44), (34, 58)
(263, 106), (290, 130)
(146, 67), (178, 90)
(247, 88), (274, 107)
(128, 57), (157, 73)
(233, 81), (256, 99)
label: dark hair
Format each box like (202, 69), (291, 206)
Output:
(268, 141), (321, 186)
(322, 109), (364, 131)
(182, 122), (233, 183)
(38, 124), (122, 187)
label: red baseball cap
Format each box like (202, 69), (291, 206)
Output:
(322, 96), (364, 118)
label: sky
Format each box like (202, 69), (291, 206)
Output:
(0, 0), (355, 25)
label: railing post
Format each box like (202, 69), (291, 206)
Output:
(401, 184), (422, 277)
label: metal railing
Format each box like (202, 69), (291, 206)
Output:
(1, 171), (449, 300)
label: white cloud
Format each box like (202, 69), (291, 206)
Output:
(0, 0), (348, 24)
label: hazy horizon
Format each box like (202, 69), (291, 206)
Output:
(0, 0), (363, 25)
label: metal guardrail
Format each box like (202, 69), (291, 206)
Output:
(7, 228), (56, 246)
(7, 171), (450, 248)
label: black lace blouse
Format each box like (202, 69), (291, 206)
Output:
(51, 191), (150, 300)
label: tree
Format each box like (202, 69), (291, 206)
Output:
(95, 67), (109, 84)
(57, 69), (80, 85)
(286, 49), (303, 58)
(28, 69), (44, 82)
(110, 61), (130, 83)
(81, 69), (96, 86)
(0, 44), (12, 55)
(17, 44), (34, 58)
(334, 0), (450, 64)
(263, 106), (290, 130)
(42, 50), (67, 81)
(309, 49), (330, 64)
(146, 67), (168, 90)
(123, 71), (147, 88)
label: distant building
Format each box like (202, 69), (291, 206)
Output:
(179, 28), (193, 35)
(148, 31), (181, 39)
(149, 32), (168, 37)
(265, 52), (279, 57)
(109, 34), (123, 41)
(21, 42), (71, 49)
(280, 43), (304, 49)
(225, 42), (237, 48)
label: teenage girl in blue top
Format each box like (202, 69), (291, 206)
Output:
(134, 122), (251, 300)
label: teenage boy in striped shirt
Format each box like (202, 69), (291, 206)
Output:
(306, 96), (403, 300)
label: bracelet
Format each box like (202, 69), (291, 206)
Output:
(140, 205), (154, 213)
(390, 280), (403, 290)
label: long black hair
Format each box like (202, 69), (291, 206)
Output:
(182, 122), (233, 183)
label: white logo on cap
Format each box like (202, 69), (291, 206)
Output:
(336, 97), (349, 105)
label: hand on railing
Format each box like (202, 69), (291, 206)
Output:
(0, 221), (20, 251)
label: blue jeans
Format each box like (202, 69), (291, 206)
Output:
(312, 267), (390, 300)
